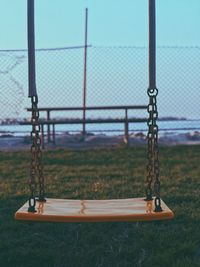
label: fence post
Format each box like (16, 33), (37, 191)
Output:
(82, 8), (88, 135)
(124, 108), (129, 145)
(47, 110), (51, 143)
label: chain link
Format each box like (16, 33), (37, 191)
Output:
(146, 88), (162, 212)
(28, 96), (45, 212)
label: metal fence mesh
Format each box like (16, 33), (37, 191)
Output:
(0, 46), (199, 123)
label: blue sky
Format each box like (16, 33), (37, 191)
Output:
(0, 1), (199, 120)
(0, 0), (199, 49)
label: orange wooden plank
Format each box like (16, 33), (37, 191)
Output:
(15, 197), (174, 223)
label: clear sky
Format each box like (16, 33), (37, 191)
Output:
(0, 0), (199, 49)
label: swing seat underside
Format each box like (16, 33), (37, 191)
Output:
(15, 197), (174, 223)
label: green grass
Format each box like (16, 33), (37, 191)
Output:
(0, 145), (200, 267)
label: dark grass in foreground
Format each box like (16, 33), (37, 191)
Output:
(0, 145), (200, 267)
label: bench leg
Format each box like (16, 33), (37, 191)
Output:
(52, 124), (56, 145)
(41, 124), (45, 149)
(124, 121), (129, 145)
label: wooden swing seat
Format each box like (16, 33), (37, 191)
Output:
(15, 197), (174, 223)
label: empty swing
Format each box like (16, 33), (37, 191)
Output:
(15, 0), (174, 223)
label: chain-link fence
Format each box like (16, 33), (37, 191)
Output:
(0, 46), (199, 135)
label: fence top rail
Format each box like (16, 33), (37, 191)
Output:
(27, 105), (148, 112)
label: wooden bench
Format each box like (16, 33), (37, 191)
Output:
(24, 105), (148, 148)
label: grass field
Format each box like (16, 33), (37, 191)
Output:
(0, 145), (200, 267)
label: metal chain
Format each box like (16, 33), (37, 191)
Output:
(146, 88), (162, 212)
(28, 96), (45, 212)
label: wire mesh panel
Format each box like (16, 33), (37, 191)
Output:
(88, 46), (148, 106)
(157, 46), (200, 120)
(0, 46), (199, 134)
(0, 51), (26, 119)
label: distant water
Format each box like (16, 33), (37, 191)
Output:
(0, 119), (199, 137)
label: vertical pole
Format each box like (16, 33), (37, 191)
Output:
(82, 8), (88, 135)
(28, 0), (37, 97)
(149, 0), (156, 89)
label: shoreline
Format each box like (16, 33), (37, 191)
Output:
(0, 131), (200, 151)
